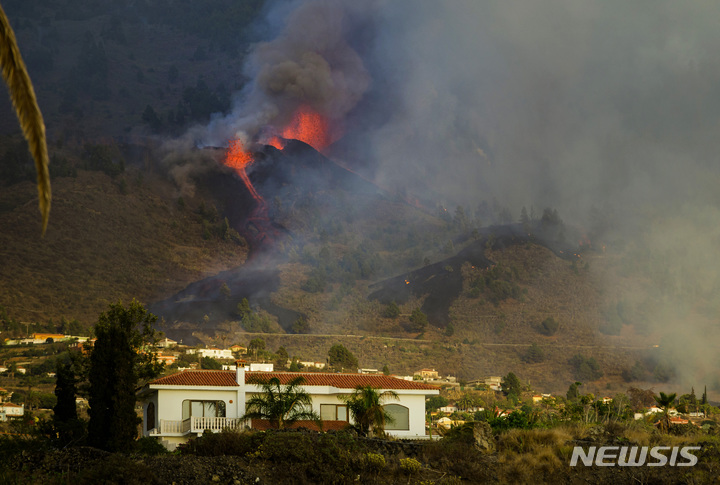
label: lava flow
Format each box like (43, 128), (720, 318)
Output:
(224, 139), (277, 250)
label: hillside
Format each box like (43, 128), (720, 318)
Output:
(1, 148), (705, 396)
(0, 164), (248, 325)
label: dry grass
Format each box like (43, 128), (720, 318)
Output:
(497, 428), (572, 454)
(0, 169), (247, 326)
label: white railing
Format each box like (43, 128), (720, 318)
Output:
(150, 419), (191, 435)
(190, 416), (244, 433)
(150, 417), (244, 436)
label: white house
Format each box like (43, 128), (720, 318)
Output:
(195, 348), (234, 359)
(222, 363), (274, 372)
(157, 338), (178, 348)
(0, 402), (24, 421)
(138, 365), (439, 450)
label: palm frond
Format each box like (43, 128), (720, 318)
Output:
(0, 5), (50, 235)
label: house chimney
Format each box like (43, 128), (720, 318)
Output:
(235, 359), (246, 385)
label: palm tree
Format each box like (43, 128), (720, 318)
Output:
(242, 376), (320, 429)
(343, 385), (399, 437)
(457, 394), (474, 412)
(654, 391), (677, 433)
(0, 5), (50, 234)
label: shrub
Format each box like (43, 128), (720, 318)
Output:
(365, 452), (386, 471)
(134, 436), (168, 455)
(400, 457), (422, 474)
(382, 301), (400, 319)
(538, 317), (559, 336)
(179, 429), (258, 456)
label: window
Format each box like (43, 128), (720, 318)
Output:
(320, 404), (348, 421)
(383, 404), (409, 430)
(146, 402), (155, 431)
(182, 400), (226, 420)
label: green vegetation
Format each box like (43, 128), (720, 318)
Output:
(87, 300), (162, 452)
(522, 343), (545, 364)
(343, 386), (399, 437)
(242, 376), (320, 429)
(537, 316), (559, 336)
(569, 354), (603, 381)
(327, 344), (358, 371)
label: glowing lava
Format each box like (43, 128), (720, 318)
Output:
(224, 139), (278, 250)
(280, 105), (332, 152)
(225, 139), (264, 206)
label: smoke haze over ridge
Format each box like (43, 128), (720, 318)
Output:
(190, 0), (720, 389)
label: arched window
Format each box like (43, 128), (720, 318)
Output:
(146, 402), (156, 431)
(383, 404), (409, 430)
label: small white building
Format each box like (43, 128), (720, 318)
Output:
(192, 348), (234, 359)
(358, 368), (379, 374)
(157, 338), (178, 348)
(139, 367), (439, 450)
(439, 405), (458, 414)
(222, 363), (274, 372)
(0, 402), (24, 421)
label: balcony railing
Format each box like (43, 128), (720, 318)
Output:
(150, 417), (245, 436)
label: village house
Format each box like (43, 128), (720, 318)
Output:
(358, 368), (379, 374)
(484, 376), (502, 391)
(222, 363), (274, 372)
(230, 344), (247, 354)
(187, 348), (234, 359)
(31, 333), (68, 344)
(414, 368), (439, 380)
(436, 416), (465, 429)
(157, 338), (178, 348)
(138, 364), (439, 450)
(0, 402), (24, 421)
(300, 361), (326, 369)
(155, 354), (178, 366)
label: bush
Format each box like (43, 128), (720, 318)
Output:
(522, 343), (545, 363)
(365, 452), (386, 471)
(179, 429), (258, 456)
(399, 457), (422, 474)
(134, 436), (169, 455)
(538, 317), (559, 336)
(382, 301), (400, 319)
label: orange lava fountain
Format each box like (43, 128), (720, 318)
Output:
(280, 105), (332, 152)
(225, 139), (280, 249)
(225, 139), (264, 207)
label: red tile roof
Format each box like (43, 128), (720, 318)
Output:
(150, 370), (239, 387)
(250, 372), (439, 390)
(149, 370), (438, 391)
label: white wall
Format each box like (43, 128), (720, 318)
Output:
(155, 388), (240, 422)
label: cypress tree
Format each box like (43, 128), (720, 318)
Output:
(87, 300), (159, 452)
(53, 357), (82, 445)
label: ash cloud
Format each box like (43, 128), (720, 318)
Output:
(199, 0), (372, 146)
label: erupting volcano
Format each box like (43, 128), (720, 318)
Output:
(265, 105), (335, 153)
